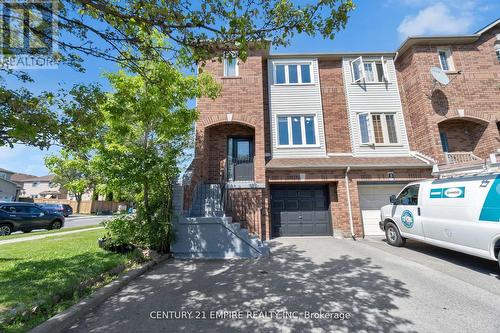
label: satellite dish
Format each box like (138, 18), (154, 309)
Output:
(430, 67), (450, 85)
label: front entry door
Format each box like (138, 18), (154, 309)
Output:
(228, 137), (254, 182)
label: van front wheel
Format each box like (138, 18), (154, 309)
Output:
(385, 222), (406, 247)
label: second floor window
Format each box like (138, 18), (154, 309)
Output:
(437, 48), (454, 71)
(358, 112), (399, 145)
(223, 57), (238, 77)
(351, 56), (388, 83)
(277, 115), (317, 146)
(0, 172), (6, 180)
(274, 63), (312, 85)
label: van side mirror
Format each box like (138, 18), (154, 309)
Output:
(390, 195), (397, 204)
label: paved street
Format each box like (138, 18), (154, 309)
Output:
(63, 215), (112, 229)
(68, 237), (500, 333)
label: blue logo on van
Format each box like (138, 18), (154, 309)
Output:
(429, 187), (465, 199)
(401, 210), (414, 228)
(479, 175), (500, 222)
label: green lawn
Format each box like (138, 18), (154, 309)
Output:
(0, 229), (141, 332)
(0, 224), (103, 241)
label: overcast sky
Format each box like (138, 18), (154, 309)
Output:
(1, 0), (498, 176)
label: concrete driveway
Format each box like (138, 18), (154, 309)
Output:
(68, 237), (500, 333)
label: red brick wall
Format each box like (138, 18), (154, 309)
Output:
(318, 60), (352, 154)
(185, 52), (268, 229)
(226, 188), (264, 237)
(438, 119), (489, 153)
(396, 26), (500, 162)
(195, 53), (267, 184)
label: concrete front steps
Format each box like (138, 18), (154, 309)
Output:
(171, 216), (270, 259)
(171, 182), (270, 259)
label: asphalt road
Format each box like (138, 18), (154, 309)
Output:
(68, 237), (500, 333)
(7, 215), (111, 235)
(63, 215), (112, 228)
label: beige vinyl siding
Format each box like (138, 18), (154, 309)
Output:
(268, 58), (327, 158)
(342, 57), (410, 156)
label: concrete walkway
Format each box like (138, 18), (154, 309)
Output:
(68, 237), (500, 333)
(0, 226), (104, 245)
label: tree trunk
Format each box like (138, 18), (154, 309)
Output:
(143, 179), (151, 224)
(76, 194), (82, 213)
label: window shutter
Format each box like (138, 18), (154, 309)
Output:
(381, 56), (389, 82)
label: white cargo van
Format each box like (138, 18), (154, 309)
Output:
(379, 173), (500, 269)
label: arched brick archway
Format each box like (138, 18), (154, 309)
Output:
(437, 109), (492, 125)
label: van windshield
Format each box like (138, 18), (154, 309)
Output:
(396, 184), (420, 205)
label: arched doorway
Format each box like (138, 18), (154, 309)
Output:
(204, 122), (256, 183)
(437, 118), (489, 163)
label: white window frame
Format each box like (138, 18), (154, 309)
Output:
(276, 114), (320, 148)
(223, 56), (239, 77)
(273, 62), (314, 85)
(437, 48), (455, 72)
(351, 56), (389, 83)
(357, 112), (400, 146)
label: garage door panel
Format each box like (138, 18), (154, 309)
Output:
(284, 200), (299, 210)
(271, 200), (284, 210)
(271, 185), (331, 237)
(359, 184), (407, 236)
(300, 199), (314, 211)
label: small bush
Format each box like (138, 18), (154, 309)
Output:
(103, 214), (172, 253)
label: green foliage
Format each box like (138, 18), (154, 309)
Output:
(94, 61), (219, 251)
(0, 86), (58, 149)
(44, 150), (95, 212)
(1, 1), (354, 148)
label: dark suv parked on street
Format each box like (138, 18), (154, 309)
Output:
(37, 203), (73, 217)
(0, 202), (65, 235)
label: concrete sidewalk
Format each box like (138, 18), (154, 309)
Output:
(68, 237), (500, 333)
(0, 226), (104, 245)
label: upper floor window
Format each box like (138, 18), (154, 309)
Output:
(351, 56), (388, 83)
(0, 172), (6, 180)
(274, 63), (312, 85)
(32, 182), (39, 187)
(495, 46), (500, 63)
(223, 56), (238, 77)
(357, 112), (399, 145)
(437, 48), (454, 71)
(277, 115), (317, 146)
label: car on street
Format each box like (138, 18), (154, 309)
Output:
(36, 203), (73, 217)
(0, 202), (65, 235)
(379, 173), (500, 270)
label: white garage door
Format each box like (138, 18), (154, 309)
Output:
(358, 184), (407, 236)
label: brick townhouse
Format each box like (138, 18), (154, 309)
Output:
(180, 18), (500, 245)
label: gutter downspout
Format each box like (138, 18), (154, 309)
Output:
(344, 166), (356, 240)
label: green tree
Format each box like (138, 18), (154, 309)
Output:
(93, 61), (219, 251)
(0, 87), (58, 148)
(1, 0), (354, 148)
(45, 150), (95, 213)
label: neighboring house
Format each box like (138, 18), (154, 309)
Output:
(0, 168), (21, 202)
(395, 19), (500, 167)
(12, 174), (68, 199)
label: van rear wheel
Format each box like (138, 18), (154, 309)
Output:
(385, 222), (406, 247)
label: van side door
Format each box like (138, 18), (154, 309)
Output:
(391, 184), (425, 240)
